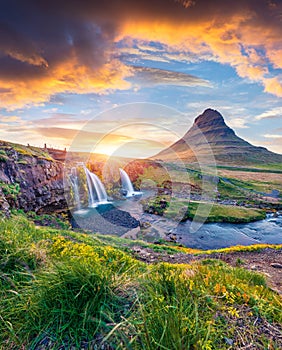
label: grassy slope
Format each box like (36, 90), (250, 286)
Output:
(0, 216), (281, 349)
(0, 140), (53, 161)
(148, 164), (280, 223)
(144, 196), (266, 223)
(168, 200), (266, 223)
(215, 163), (282, 173)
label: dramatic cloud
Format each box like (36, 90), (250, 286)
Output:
(0, 0), (282, 109)
(131, 66), (210, 87)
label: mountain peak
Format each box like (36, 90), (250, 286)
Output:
(153, 108), (282, 164)
(182, 108), (235, 141)
(194, 108), (225, 127)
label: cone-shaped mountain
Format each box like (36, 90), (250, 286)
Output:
(154, 108), (282, 165)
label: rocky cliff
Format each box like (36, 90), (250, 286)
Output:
(154, 108), (282, 164)
(0, 141), (67, 216)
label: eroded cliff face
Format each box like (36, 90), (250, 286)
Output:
(0, 142), (67, 216)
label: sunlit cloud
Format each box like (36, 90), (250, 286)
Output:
(119, 46), (170, 63)
(260, 136), (282, 154)
(263, 134), (282, 139)
(0, 115), (21, 123)
(226, 118), (249, 129)
(131, 66), (210, 87)
(255, 107), (282, 120)
(34, 125), (171, 158)
(263, 76), (282, 97)
(0, 0), (281, 109)
(0, 57), (133, 110)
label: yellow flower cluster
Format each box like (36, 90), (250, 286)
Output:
(51, 236), (100, 263)
(227, 306), (240, 318)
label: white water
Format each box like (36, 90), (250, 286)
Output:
(119, 168), (142, 197)
(69, 167), (81, 210)
(84, 166), (108, 206)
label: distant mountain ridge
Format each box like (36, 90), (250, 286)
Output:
(153, 108), (282, 165)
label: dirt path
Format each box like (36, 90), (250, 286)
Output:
(131, 246), (282, 294)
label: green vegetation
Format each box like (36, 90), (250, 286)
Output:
(0, 216), (281, 349)
(220, 177), (282, 197)
(217, 181), (246, 200)
(0, 182), (20, 200)
(204, 203), (265, 222)
(0, 141), (53, 161)
(143, 196), (266, 223)
(26, 211), (71, 230)
(214, 164), (282, 173)
(0, 149), (8, 162)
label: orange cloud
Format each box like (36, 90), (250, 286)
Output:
(0, 56), (132, 110)
(117, 10), (282, 96)
(263, 77), (282, 97)
(0, 0), (282, 109)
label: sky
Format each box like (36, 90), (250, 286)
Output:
(0, 0), (281, 158)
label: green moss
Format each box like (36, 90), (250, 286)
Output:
(17, 159), (28, 165)
(0, 182), (20, 200)
(0, 149), (8, 162)
(0, 155), (8, 162)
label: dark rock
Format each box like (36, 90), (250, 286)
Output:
(0, 144), (67, 215)
(72, 204), (140, 236)
(100, 206), (139, 228)
(270, 263), (282, 269)
(0, 187), (10, 217)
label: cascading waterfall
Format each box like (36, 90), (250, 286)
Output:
(70, 163), (143, 211)
(83, 165), (108, 206)
(119, 168), (142, 197)
(69, 167), (81, 210)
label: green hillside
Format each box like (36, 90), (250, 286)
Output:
(1, 215), (281, 349)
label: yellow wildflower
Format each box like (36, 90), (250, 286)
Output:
(189, 280), (194, 291)
(214, 283), (221, 294)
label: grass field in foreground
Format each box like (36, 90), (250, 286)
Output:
(0, 215), (281, 349)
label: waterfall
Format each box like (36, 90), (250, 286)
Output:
(119, 168), (142, 197)
(83, 166), (108, 206)
(69, 167), (81, 210)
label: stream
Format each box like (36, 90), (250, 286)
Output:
(174, 214), (282, 250)
(73, 193), (282, 250)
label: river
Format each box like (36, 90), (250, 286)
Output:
(174, 214), (282, 250)
(73, 193), (282, 250)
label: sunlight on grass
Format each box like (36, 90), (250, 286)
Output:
(0, 216), (281, 349)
